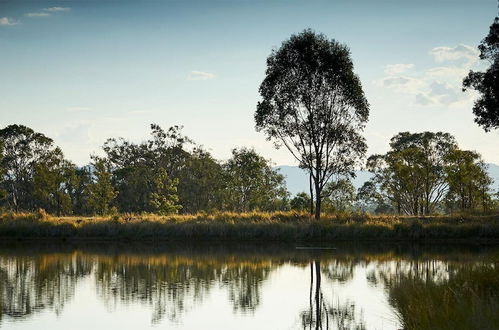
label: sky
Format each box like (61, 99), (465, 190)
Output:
(1, 0), (498, 166)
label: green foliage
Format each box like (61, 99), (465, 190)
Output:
(65, 166), (93, 215)
(148, 168), (181, 215)
(367, 132), (458, 215)
(365, 132), (494, 216)
(102, 124), (187, 212)
(32, 152), (74, 216)
(0, 124), (61, 211)
(323, 179), (356, 212)
(463, 15), (499, 131)
(224, 147), (289, 212)
(255, 29), (369, 219)
(444, 149), (492, 213)
(0, 123), (293, 215)
(290, 192), (311, 211)
(357, 181), (392, 214)
(176, 148), (225, 213)
(99, 125), (289, 214)
(87, 157), (117, 216)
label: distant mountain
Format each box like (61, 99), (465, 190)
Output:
(276, 163), (499, 196)
(275, 165), (373, 196)
(487, 163), (499, 191)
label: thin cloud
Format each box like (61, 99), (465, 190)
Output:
(377, 44), (479, 107)
(127, 110), (157, 115)
(384, 63), (414, 75)
(26, 12), (51, 17)
(67, 107), (92, 113)
(428, 81), (466, 105)
(430, 44), (478, 64)
(383, 76), (411, 86)
(187, 71), (216, 81)
(0, 17), (18, 25)
(379, 76), (425, 94)
(415, 93), (434, 106)
(381, 73), (470, 106)
(26, 7), (71, 18)
(426, 66), (467, 81)
(44, 7), (71, 12)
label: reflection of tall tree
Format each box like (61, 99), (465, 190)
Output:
(300, 260), (365, 330)
(0, 254), (92, 324)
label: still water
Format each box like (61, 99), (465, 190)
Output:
(0, 242), (498, 330)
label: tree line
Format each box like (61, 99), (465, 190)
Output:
(0, 124), (289, 215)
(358, 131), (494, 215)
(287, 131), (496, 216)
(0, 123), (495, 216)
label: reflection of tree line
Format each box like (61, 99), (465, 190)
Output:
(370, 258), (499, 330)
(0, 253), (92, 324)
(0, 252), (280, 325)
(0, 246), (497, 328)
(94, 256), (274, 323)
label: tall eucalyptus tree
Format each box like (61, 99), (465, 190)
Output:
(255, 29), (369, 219)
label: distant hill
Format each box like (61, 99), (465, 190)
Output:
(487, 163), (499, 191)
(276, 164), (499, 196)
(275, 165), (373, 196)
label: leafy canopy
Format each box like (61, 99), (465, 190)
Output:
(255, 29), (369, 218)
(463, 15), (499, 131)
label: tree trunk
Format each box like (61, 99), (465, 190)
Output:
(313, 173), (321, 219)
(309, 171), (314, 216)
(315, 260), (321, 330)
(309, 262), (313, 330)
(11, 183), (18, 212)
(482, 190), (487, 212)
(314, 183), (321, 220)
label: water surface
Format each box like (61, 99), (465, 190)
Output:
(1, 242), (498, 330)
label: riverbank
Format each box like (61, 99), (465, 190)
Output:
(1, 211), (499, 242)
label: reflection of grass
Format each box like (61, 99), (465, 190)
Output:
(1, 210), (499, 241)
(387, 265), (499, 330)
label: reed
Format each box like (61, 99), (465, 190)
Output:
(1, 210), (499, 241)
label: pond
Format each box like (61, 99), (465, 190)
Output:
(0, 241), (498, 330)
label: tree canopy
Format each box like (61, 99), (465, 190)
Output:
(0, 124), (291, 215)
(224, 148), (288, 212)
(0, 125), (63, 211)
(463, 14), (499, 131)
(255, 29), (369, 219)
(364, 132), (493, 215)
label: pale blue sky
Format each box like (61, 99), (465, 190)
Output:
(1, 0), (498, 165)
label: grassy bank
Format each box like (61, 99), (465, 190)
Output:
(1, 210), (499, 241)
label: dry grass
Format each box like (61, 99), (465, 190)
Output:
(1, 210), (499, 241)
